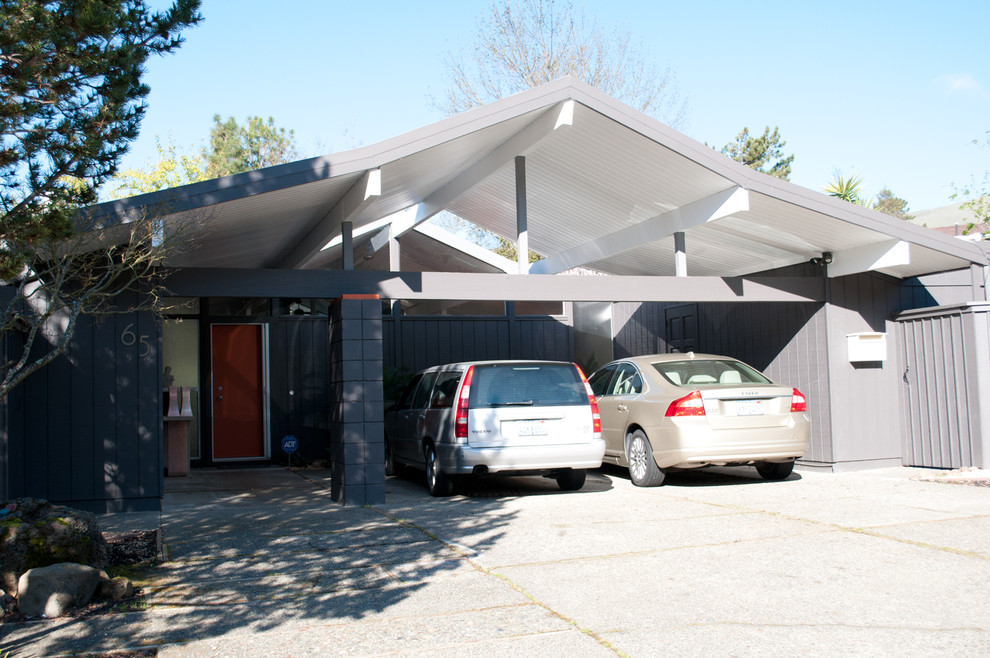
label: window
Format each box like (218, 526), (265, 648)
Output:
(278, 298), (330, 316)
(651, 359), (771, 387)
(410, 372), (437, 410)
(589, 364), (618, 398)
(609, 363), (643, 396)
(162, 297), (200, 316)
(209, 298), (269, 316)
(514, 301), (564, 316)
(469, 363), (586, 407)
(395, 374), (422, 411)
(400, 300), (505, 316)
(430, 371), (463, 409)
(162, 319), (201, 459)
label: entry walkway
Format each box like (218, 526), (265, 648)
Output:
(2, 466), (989, 655)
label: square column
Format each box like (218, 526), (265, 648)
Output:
(329, 294), (385, 505)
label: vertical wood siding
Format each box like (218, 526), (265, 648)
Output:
(4, 293), (162, 512)
(898, 306), (990, 469)
(269, 318), (332, 463)
(384, 316), (573, 375)
(695, 302), (833, 463)
(611, 299), (832, 462)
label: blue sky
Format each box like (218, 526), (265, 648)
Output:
(127, 0), (990, 212)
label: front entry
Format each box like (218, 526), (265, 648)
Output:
(211, 324), (268, 460)
(665, 304), (698, 353)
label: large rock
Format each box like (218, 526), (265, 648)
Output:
(17, 562), (102, 617)
(0, 498), (108, 593)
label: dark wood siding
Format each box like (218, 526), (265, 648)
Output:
(3, 295), (162, 512)
(269, 318), (332, 464)
(612, 300), (831, 463)
(384, 315), (573, 375)
(694, 302), (832, 463)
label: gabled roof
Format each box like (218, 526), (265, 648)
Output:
(91, 77), (985, 279)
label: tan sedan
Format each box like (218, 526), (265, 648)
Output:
(588, 353), (810, 486)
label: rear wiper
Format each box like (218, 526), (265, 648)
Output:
(488, 400), (534, 406)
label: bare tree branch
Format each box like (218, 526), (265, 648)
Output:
(434, 0), (687, 128)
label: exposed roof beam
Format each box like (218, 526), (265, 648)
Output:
(827, 239), (910, 278)
(273, 168), (381, 269)
(167, 268), (825, 303)
(368, 100), (575, 255)
(530, 186), (750, 275)
(413, 223), (516, 273)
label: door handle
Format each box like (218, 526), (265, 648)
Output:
(216, 396), (223, 401)
(617, 404), (627, 412)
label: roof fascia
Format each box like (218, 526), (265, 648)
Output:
(84, 78), (588, 231)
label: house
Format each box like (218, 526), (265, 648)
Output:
(3, 77), (988, 512)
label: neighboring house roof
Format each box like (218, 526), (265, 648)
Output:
(88, 77), (986, 279)
(909, 202), (979, 229)
(931, 222), (990, 239)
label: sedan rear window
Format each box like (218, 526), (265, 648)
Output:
(470, 363), (587, 407)
(652, 360), (772, 387)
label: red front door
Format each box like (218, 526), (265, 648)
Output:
(211, 324), (266, 459)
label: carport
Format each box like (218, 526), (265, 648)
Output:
(5, 77), (987, 511)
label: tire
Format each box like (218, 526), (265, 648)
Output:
(626, 430), (665, 487)
(756, 461), (794, 481)
(425, 444), (454, 497)
(556, 468), (586, 491)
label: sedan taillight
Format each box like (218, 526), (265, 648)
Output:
(790, 388), (807, 413)
(666, 390), (706, 417)
(454, 365), (475, 439)
(575, 365), (601, 434)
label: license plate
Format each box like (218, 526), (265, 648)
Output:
(735, 400), (765, 416)
(517, 420), (548, 436)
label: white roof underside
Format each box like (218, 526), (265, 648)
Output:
(92, 77), (984, 279)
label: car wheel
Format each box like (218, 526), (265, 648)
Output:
(626, 430), (665, 487)
(756, 461), (794, 481)
(425, 444), (454, 497)
(556, 469), (586, 491)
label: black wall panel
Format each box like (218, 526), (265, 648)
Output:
(3, 299), (162, 512)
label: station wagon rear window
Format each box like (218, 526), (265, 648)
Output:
(469, 363), (586, 407)
(651, 360), (772, 387)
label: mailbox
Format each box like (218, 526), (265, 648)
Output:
(847, 332), (887, 362)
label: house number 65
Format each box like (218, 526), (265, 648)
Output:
(121, 323), (152, 357)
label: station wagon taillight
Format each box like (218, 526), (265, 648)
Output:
(576, 365), (601, 434)
(454, 365), (475, 439)
(790, 388), (807, 413)
(665, 390), (706, 417)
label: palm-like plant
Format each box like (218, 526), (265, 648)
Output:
(824, 171), (867, 205)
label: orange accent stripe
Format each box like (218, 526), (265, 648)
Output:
(335, 293), (380, 301)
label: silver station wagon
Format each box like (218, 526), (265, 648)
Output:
(385, 360), (606, 496)
(589, 353), (810, 486)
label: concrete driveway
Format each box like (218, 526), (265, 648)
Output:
(2, 465), (988, 656)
